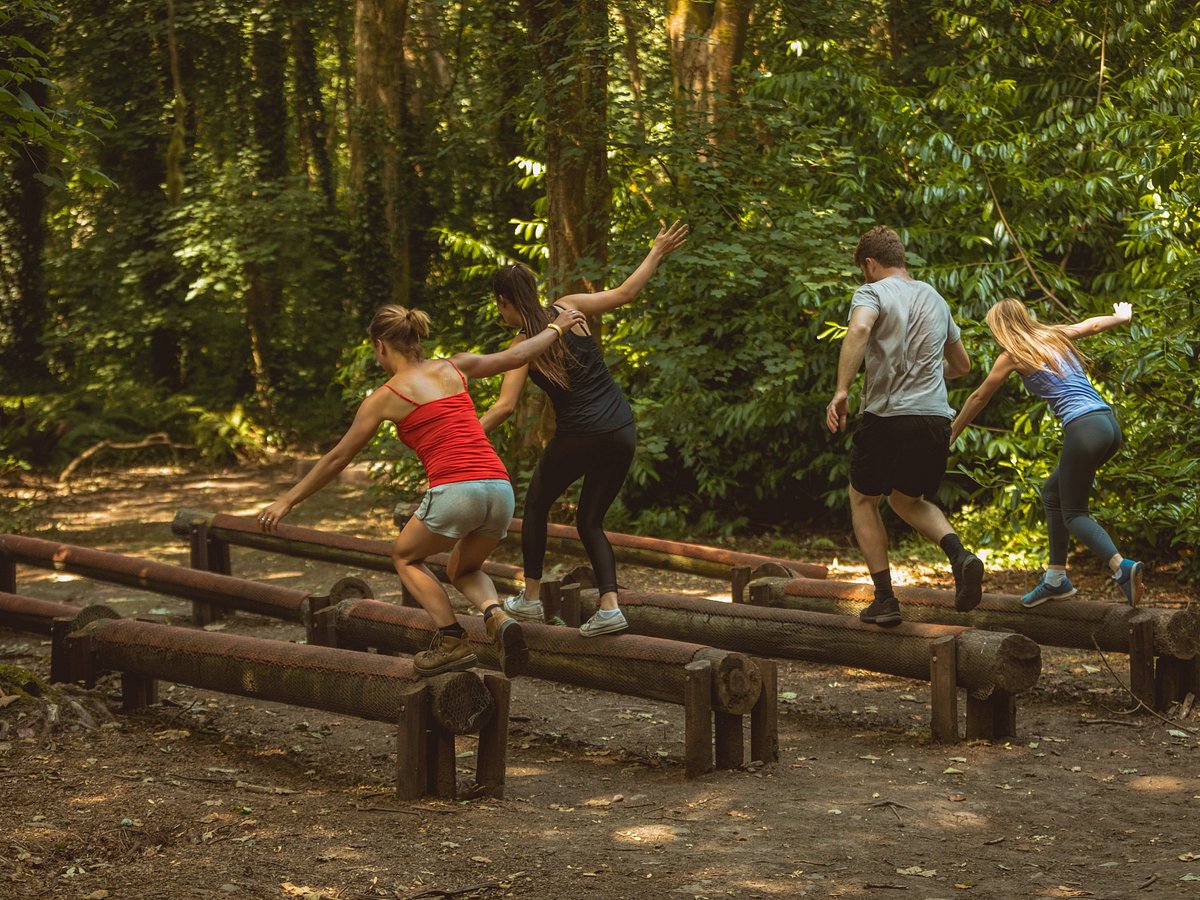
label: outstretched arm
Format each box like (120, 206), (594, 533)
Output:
(450, 307), (584, 380)
(1061, 302), (1132, 340)
(258, 392), (390, 530)
(554, 221), (689, 316)
(480, 362), (529, 433)
(949, 351), (1019, 443)
(825, 306), (877, 433)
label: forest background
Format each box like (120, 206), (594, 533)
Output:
(2, 0), (1198, 578)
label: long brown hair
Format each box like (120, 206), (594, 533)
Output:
(985, 298), (1086, 375)
(492, 263), (573, 389)
(369, 305), (431, 361)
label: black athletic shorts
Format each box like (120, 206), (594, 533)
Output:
(849, 412), (951, 498)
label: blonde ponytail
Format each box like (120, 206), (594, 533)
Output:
(369, 305), (431, 359)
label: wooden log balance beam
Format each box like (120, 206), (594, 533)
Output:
(569, 584), (1040, 742)
(391, 512), (830, 582)
(170, 509), (525, 609)
(62, 610), (508, 800)
(750, 575), (1200, 712)
(0, 590), (86, 684)
(312, 597), (777, 777)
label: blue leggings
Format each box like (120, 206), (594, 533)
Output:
(1044, 409), (1123, 566)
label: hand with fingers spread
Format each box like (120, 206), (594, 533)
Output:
(1112, 301), (1133, 323)
(651, 220), (689, 258)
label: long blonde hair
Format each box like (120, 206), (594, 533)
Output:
(985, 298), (1085, 375)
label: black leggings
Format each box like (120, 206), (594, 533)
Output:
(522, 422), (636, 596)
(1044, 409), (1123, 566)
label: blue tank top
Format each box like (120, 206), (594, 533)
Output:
(1019, 355), (1109, 425)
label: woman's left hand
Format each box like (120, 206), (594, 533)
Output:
(257, 499), (292, 532)
(652, 220), (689, 258)
(1112, 302), (1133, 323)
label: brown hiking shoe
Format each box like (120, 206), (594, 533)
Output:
(414, 631), (478, 677)
(485, 607), (529, 677)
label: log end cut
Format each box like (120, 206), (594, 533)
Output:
(426, 671), (495, 735)
(956, 630), (1041, 698)
(692, 648), (763, 715)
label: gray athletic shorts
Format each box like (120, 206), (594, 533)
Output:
(415, 478), (514, 540)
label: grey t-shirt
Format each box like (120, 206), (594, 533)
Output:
(849, 275), (961, 418)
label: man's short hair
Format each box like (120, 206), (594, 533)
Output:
(853, 226), (906, 269)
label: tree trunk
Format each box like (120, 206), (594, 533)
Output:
(522, 0), (610, 297)
(616, 0), (645, 136)
(288, 0), (335, 207)
(665, 0), (753, 143)
(247, 4), (288, 415)
(351, 0), (410, 311)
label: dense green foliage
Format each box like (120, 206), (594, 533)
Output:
(2, 1), (1197, 576)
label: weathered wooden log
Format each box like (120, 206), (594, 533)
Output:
(0, 591), (80, 635)
(751, 576), (1200, 660)
(325, 597), (762, 714)
(577, 588), (1040, 698)
(171, 509), (524, 592)
(75, 616), (493, 734)
(0, 533), (312, 622)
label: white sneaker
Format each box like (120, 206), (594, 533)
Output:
(502, 589), (545, 622)
(579, 608), (628, 637)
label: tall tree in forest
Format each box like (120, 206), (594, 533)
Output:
(665, 0), (753, 142)
(522, 0), (610, 297)
(288, 0), (335, 207)
(246, 3), (288, 414)
(350, 0), (408, 310)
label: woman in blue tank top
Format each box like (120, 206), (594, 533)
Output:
(950, 298), (1143, 607)
(480, 222), (689, 636)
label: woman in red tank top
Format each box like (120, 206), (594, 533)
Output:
(257, 303), (583, 677)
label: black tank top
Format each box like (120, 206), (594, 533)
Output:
(527, 318), (634, 436)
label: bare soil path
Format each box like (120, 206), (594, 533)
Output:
(1, 463), (1198, 899)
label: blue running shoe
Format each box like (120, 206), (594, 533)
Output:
(1021, 573), (1077, 608)
(1113, 559), (1144, 606)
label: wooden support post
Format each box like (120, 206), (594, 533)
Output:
(396, 684), (430, 800)
(541, 580), (562, 621)
(1184, 659), (1200, 702)
(730, 566), (752, 604)
(1128, 615), (1156, 710)
(188, 523), (218, 627)
(714, 712), (744, 769)
(426, 725), (457, 799)
(929, 635), (959, 743)
(0, 557), (14, 593)
(683, 660), (713, 779)
(560, 583), (581, 628)
(749, 658), (779, 765)
(308, 606), (339, 648)
(65, 632), (96, 689)
(1155, 657), (1188, 711)
(965, 690), (1016, 741)
(304, 594), (331, 646)
(748, 581), (771, 607)
(49, 617), (73, 684)
(474, 674), (511, 799)
(207, 536), (232, 575)
(120, 672), (158, 711)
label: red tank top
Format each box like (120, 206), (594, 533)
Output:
(383, 363), (509, 488)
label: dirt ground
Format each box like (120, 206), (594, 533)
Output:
(2, 462), (1199, 900)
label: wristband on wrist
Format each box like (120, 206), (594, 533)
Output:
(546, 322), (564, 338)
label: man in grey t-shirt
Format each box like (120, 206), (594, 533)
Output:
(825, 226), (983, 625)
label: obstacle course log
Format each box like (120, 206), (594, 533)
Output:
(0, 533), (312, 622)
(323, 598), (762, 715)
(171, 509), (524, 593)
(751, 576), (1200, 660)
(502, 517), (828, 580)
(577, 588), (1040, 699)
(0, 591), (81, 635)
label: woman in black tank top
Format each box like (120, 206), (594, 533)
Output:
(481, 222), (689, 636)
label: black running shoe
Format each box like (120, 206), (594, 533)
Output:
(860, 596), (902, 626)
(953, 553), (984, 612)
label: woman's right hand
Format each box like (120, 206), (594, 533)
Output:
(652, 220), (690, 258)
(1112, 302), (1133, 323)
(552, 307), (586, 334)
